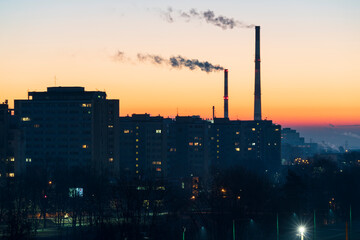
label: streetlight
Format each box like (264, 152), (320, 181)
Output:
(298, 226), (306, 240)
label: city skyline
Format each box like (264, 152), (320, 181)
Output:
(1, 0), (360, 126)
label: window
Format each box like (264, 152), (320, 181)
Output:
(82, 145), (88, 149)
(10, 157), (15, 162)
(34, 124), (40, 128)
(8, 173), (15, 177)
(236, 131), (240, 135)
(156, 129), (161, 134)
(26, 158), (32, 162)
(81, 103), (92, 107)
(21, 117), (30, 121)
(248, 147), (252, 151)
(124, 130), (130, 134)
(252, 143), (256, 146)
(156, 168), (162, 172)
(235, 148), (240, 151)
(252, 128), (256, 131)
(108, 125), (114, 128)
(109, 158), (114, 162)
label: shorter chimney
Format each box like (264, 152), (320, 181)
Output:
(224, 69), (229, 119)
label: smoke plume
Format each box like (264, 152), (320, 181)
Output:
(112, 51), (126, 61)
(137, 53), (224, 72)
(162, 8), (254, 30)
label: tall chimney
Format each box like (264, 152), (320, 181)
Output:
(254, 26), (262, 121)
(212, 106), (215, 120)
(224, 69), (229, 119)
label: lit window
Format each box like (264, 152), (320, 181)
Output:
(235, 148), (240, 151)
(136, 171), (139, 174)
(194, 142), (199, 146)
(109, 158), (114, 162)
(34, 124), (40, 128)
(81, 103), (92, 107)
(82, 145), (88, 149)
(275, 128), (279, 131)
(181, 182), (185, 189)
(136, 158), (139, 161)
(217, 151), (219, 153)
(136, 145), (138, 148)
(136, 152), (138, 155)
(189, 142), (193, 146)
(248, 147), (252, 151)
(252, 128), (256, 131)
(10, 157), (15, 162)
(136, 139), (139, 142)
(108, 125), (114, 128)
(236, 131), (240, 135)
(156, 129), (161, 134)
(252, 143), (256, 146)
(136, 126), (139, 129)
(217, 145), (219, 148)
(21, 117), (31, 122)
(124, 130), (130, 133)
(26, 158), (32, 162)
(156, 168), (162, 172)
(274, 143), (277, 145)
(8, 173), (15, 177)
(88, 111), (91, 114)
(152, 161), (161, 165)
(136, 164), (138, 167)
(217, 140), (219, 142)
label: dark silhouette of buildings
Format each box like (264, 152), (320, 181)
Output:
(281, 127), (318, 164)
(14, 87), (119, 176)
(211, 118), (281, 171)
(119, 114), (169, 181)
(2, 86), (282, 194)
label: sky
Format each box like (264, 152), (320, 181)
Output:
(1, 0), (360, 127)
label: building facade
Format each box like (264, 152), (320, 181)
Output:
(119, 114), (169, 181)
(14, 87), (119, 177)
(212, 119), (281, 172)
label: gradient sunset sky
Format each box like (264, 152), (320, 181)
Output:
(1, 0), (359, 127)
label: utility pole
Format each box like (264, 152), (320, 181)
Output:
(314, 210), (316, 240)
(277, 213), (279, 240)
(233, 220), (235, 240)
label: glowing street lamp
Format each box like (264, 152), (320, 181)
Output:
(298, 226), (306, 240)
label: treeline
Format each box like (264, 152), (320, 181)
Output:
(0, 157), (359, 240)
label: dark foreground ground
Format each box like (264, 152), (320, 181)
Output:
(31, 220), (360, 240)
